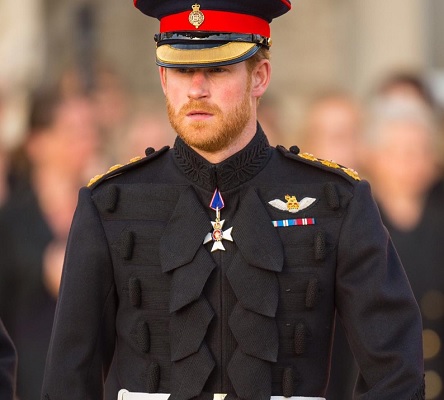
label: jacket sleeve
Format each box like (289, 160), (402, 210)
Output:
(42, 187), (117, 399)
(0, 318), (16, 400)
(335, 180), (425, 400)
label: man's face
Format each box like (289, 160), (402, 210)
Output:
(372, 120), (437, 197)
(160, 62), (253, 153)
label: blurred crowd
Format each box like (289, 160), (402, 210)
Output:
(1, 5), (444, 400)
(300, 74), (444, 400)
(0, 65), (176, 400)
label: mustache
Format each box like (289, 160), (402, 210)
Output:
(179, 100), (222, 116)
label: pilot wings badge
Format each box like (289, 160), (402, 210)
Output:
(268, 194), (316, 214)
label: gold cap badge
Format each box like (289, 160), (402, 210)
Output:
(189, 4), (204, 29)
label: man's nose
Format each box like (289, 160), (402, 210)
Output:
(187, 70), (210, 100)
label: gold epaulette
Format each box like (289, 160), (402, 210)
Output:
(277, 145), (361, 182)
(86, 146), (170, 189)
(87, 156), (143, 188)
(298, 152), (361, 181)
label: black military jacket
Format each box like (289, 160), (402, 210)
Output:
(42, 126), (424, 400)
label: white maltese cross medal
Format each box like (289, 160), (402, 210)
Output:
(203, 189), (233, 252)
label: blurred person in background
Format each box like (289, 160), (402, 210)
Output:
(0, 318), (17, 400)
(86, 65), (178, 167)
(0, 93), (11, 208)
(362, 95), (444, 399)
(327, 82), (444, 399)
(364, 96), (441, 232)
(0, 89), (100, 400)
(257, 94), (285, 147)
(376, 72), (437, 111)
(374, 72), (444, 184)
(55, 65), (135, 172)
(89, 65), (133, 165)
(0, 0), (46, 149)
(298, 90), (365, 400)
(299, 90), (364, 171)
(116, 100), (175, 162)
(0, 144), (10, 207)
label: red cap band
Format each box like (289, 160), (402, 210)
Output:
(280, 0), (292, 9)
(160, 10), (271, 37)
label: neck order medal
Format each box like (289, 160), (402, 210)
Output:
(203, 189), (233, 252)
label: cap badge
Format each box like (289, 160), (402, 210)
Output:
(269, 195), (316, 214)
(189, 4), (205, 29)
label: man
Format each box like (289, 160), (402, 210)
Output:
(0, 318), (17, 399)
(42, 1), (425, 399)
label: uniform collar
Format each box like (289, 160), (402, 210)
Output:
(173, 123), (272, 191)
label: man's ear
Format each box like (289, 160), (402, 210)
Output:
(251, 59), (271, 99)
(159, 67), (167, 95)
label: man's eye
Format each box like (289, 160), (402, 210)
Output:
(177, 68), (194, 73)
(209, 68), (226, 73)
